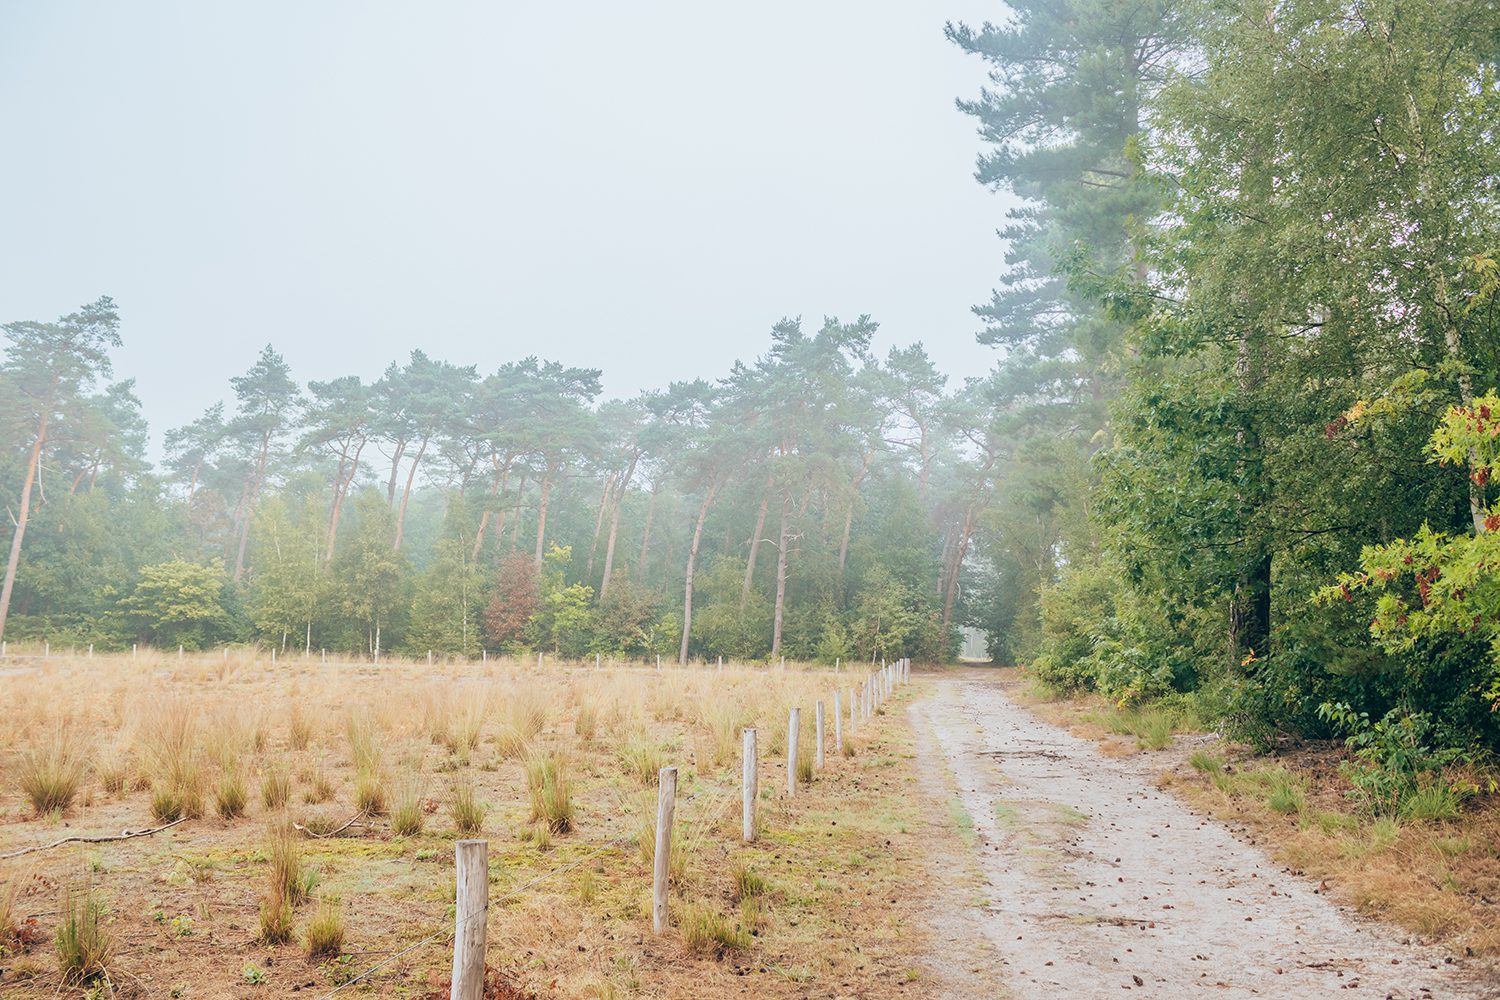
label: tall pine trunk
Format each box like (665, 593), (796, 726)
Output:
(741, 475), (771, 606)
(770, 492), (791, 656)
(679, 480), (719, 664)
(637, 481), (658, 580)
(599, 452), (638, 602)
(0, 405), (51, 643)
(532, 470), (554, 570)
(393, 434), (429, 550)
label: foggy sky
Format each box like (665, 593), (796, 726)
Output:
(0, 1), (1012, 449)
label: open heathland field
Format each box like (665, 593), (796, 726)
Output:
(0, 651), (942, 999)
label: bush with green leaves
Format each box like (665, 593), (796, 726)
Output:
(1317, 702), (1470, 817)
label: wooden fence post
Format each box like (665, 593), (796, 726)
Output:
(653, 766), (678, 933)
(451, 838), (489, 1000)
(742, 729), (758, 842)
(833, 691), (842, 754)
(815, 700), (825, 769)
(786, 707), (800, 795)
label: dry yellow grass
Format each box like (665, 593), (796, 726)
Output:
(0, 649), (944, 997)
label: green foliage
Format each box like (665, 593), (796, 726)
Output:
(122, 559), (232, 649)
(1317, 702), (1470, 818)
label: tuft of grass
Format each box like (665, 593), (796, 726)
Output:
(216, 767), (248, 819)
(1400, 783), (1463, 823)
(55, 889), (112, 987)
(1, 880), (18, 944)
(574, 700), (600, 742)
(145, 702), (205, 819)
(615, 734), (664, 785)
(345, 711), (381, 776)
(354, 771), (387, 816)
(449, 778), (485, 836)
(796, 751), (814, 786)
(526, 752), (574, 833)
(1266, 775), (1306, 815)
(303, 897), (345, 959)
(390, 771), (425, 837)
(680, 904), (750, 956)
(1135, 709), (1174, 750)
(268, 822), (315, 907)
(493, 724), (531, 760)
(95, 750), (130, 797)
(303, 758), (336, 804)
(261, 766), (291, 810)
(731, 863), (768, 901)
(1188, 749), (1224, 774)
(259, 889), (293, 945)
(150, 785), (188, 822)
(288, 703), (313, 751)
(19, 730), (84, 815)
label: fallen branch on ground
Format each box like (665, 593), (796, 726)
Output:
(294, 810), (368, 838)
(0, 817), (188, 859)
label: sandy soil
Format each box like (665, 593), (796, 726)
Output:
(909, 670), (1500, 1000)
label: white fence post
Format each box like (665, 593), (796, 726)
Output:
(653, 766), (678, 933)
(742, 729), (758, 842)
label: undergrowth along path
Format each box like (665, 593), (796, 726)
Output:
(910, 670), (1498, 1000)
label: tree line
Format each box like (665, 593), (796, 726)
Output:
(0, 308), (1013, 665)
(947, 0), (1500, 753)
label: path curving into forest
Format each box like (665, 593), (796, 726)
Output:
(910, 670), (1498, 1000)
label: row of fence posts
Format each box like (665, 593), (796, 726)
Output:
(447, 656), (911, 999)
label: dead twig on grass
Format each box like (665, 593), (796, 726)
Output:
(293, 810), (368, 839)
(0, 817), (188, 859)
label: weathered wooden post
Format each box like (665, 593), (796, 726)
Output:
(88, 644), (94, 658)
(815, 700), (825, 768)
(428, 650), (433, 665)
(656, 654), (661, 671)
(451, 838), (489, 1000)
(833, 691), (843, 754)
(786, 707), (800, 796)
(835, 656), (840, 672)
(653, 766), (678, 933)
(538, 651), (544, 669)
(742, 729), (758, 842)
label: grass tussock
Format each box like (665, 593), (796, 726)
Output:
(390, 771), (425, 837)
(216, 766), (248, 819)
(19, 729), (85, 815)
(616, 733), (664, 785)
(526, 751), (574, 833)
(145, 701), (205, 820)
(449, 778), (485, 836)
(681, 904), (750, 956)
(574, 700), (600, 742)
(260, 765), (291, 810)
(304, 897), (345, 958)
(55, 889), (112, 987)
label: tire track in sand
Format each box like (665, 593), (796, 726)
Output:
(910, 671), (1497, 999)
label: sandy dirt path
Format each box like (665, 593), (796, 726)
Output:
(910, 671), (1498, 999)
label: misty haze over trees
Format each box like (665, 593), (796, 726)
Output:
(4, 0), (1499, 759)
